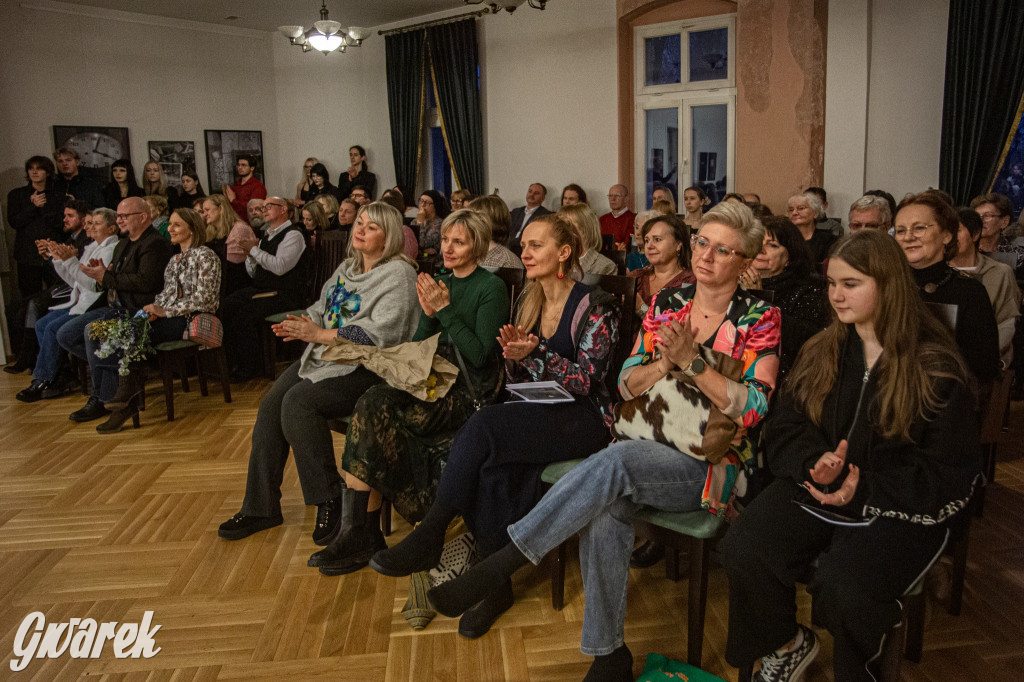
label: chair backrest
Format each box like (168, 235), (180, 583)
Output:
(745, 287), (775, 304)
(607, 249), (628, 275)
(416, 257), (436, 277)
(988, 250), (1017, 269)
(581, 273), (640, 398)
(980, 368), (1014, 444)
(309, 231), (349, 304)
(485, 266), (527, 323)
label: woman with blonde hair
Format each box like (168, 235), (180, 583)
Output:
(722, 229), (980, 682)
(144, 194), (171, 239)
(218, 202), (420, 543)
(142, 161), (179, 207)
(311, 209), (510, 575)
(472, 195), (523, 270)
(370, 212), (620, 639)
(301, 200), (331, 237)
(558, 203), (617, 275)
(295, 157), (319, 207)
(316, 193), (341, 231)
(201, 194), (257, 295)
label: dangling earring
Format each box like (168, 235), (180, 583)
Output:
(557, 261), (565, 279)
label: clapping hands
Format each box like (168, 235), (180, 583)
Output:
(416, 272), (450, 317)
(497, 324), (539, 361)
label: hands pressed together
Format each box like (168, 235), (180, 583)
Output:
(804, 440), (860, 507)
(497, 324), (539, 361)
(272, 314), (333, 345)
(655, 316), (699, 374)
(79, 258), (108, 283)
(416, 273), (450, 317)
(36, 239), (76, 261)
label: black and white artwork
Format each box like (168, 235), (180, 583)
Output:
(148, 141), (196, 189)
(52, 125), (131, 187)
(204, 130), (264, 193)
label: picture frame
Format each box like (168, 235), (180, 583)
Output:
(204, 130), (264, 193)
(52, 125), (131, 188)
(148, 141), (196, 189)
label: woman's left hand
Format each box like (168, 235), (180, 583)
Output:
(655, 316), (698, 373)
(804, 464), (861, 507)
(416, 273), (450, 316)
(498, 324), (539, 361)
(272, 314), (332, 344)
(739, 264), (762, 290)
(142, 303), (166, 320)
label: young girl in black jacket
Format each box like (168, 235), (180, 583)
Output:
(721, 229), (982, 682)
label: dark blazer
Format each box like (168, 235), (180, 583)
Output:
(508, 205), (553, 251)
(99, 226), (174, 313)
(6, 184), (64, 264)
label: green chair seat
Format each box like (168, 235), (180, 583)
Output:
(541, 459), (585, 484)
(265, 309), (305, 324)
(155, 339), (199, 352)
(633, 507), (723, 539)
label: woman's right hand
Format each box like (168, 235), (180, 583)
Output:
(739, 264), (761, 290)
(808, 440), (848, 486)
(30, 191), (47, 207)
(498, 324), (539, 361)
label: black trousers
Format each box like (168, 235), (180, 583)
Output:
(720, 478), (949, 682)
(435, 400), (610, 556)
(240, 361), (381, 518)
(220, 287), (302, 376)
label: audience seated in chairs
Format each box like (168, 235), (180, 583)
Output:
(471, 195), (523, 271)
(560, 203), (618, 276)
(599, 184), (636, 251)
(315, 193), (341, 232)
(721, 229), (982, 682)
(681, 185), (710, 229)
(788, 190), (837, 267)
(300, 199), (331, 242)
(401, 202), (779, 679)
(59, 196), (174, 426)
(369, 213), (621, 641)
(415, 189), (449, 263)
(450, 188), (473, 211)
(310, 209), (510, 576)
(895, 191), (1000, 392)
(971, 192), (1024, 277)
(950, 207), (1020, 368)
(379, 191), (418, 259)
(217, 202), (420, 543)
(220, 196), (310, 382)
(201, 194), (256, 297)
(740, 215), (830, 376)
(628, 213), (695, 318)
(144, 194), (170, 239)
(94, 207), (222, 432)
(560, 183), (587, 207)
(17, 208), (120, 402)
(625, 209), (657, 272)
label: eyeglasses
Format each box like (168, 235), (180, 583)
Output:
(977, 213), (1004, 222)
(418, 198), (433, 206)
(691, 234), (744, 259)
(115, 212), (146, 221)
(264, 203), (286, 210)
(893, 224), (935, 240)
(607, 193), (626, 199)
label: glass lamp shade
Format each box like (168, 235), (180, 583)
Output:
(314, 19), (342, 36)
(347, 26), (370, 41)
(308, 33), (344, 53)
(278, 25), (304, 39)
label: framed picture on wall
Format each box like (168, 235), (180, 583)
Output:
(52, 125), (131, 188)
(204, 130), (264, 193)
(148, 141), (196, 189)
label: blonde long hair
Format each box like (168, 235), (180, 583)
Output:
(347, 202), (416, 270)
(142, 161), (169, 197)
(513, 213), (583, 332)
(787, 230), (967, 440)
(203, 194), (242, 240)
(558, 203), (603, 253)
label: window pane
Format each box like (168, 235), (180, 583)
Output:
(689, 28), (728, 82)
(645, 108), (679, 208)
(644, 34), (681, 86)
(691, 104), (728, 205)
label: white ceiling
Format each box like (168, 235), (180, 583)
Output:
(57, 0), (472, 32)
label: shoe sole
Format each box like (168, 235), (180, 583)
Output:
(318, 547), (381, 576)
(783, 630), (820, 682)
(457, 592), (515, 639)
(69, 411), (110, 423)
(217, 517), (284, 541)
(368, 553), (440, 578)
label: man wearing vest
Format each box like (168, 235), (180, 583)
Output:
(221, 196), (308, 382)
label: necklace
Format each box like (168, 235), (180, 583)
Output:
(691, 297), (728, 320)
(920, 268), (954, 294)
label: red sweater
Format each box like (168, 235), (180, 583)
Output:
(229, 177), (267, 223)
(599, 210), (636, 247)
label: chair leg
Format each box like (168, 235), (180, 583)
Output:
(878, 612), (906, 681)
(380, 498), (392, 536)
(550, 541), (566, 611)
(737, 664), (753, 682)
(904, 589), (925, 663)
(949, 524), (970, 616)
(262, 323), (277, 380)
(686, 537), (711, 667)
(196, 351), (209, 396)
(214, 347), (232, 403)
(665, 545), (681, 582)
(161, 354), (176, 422)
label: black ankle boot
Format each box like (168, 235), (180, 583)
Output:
(105, 364), (144, 410)
(367, 502), (456, 577)
(582, 645), (633, 682)
(309, 490), (386, 575)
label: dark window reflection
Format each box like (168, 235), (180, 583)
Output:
(645, 34), (681, 86)
(689, 28), (728, 82)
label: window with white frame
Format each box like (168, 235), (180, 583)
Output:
(634, 14), (736, 210)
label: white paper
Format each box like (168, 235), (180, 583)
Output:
(505, 381), (575, 404)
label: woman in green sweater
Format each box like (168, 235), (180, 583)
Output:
(311, 209), (510, 575)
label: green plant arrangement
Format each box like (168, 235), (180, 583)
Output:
(89, 312), (154, 376)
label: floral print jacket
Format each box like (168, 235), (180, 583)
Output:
(153, 246), (221, 318)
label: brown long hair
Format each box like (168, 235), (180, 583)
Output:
(786, 230), (967, 440)
(514, 213), (583, 332)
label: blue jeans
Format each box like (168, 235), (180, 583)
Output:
(507, 439), (710, 656)
(56, 307), (110, 361)
(32, 308), (72, 382)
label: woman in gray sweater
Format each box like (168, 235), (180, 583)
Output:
(218, 202), (420, 543)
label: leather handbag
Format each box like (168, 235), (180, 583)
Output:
(610, 345), (744, 464)
(183, 313), (224, 348)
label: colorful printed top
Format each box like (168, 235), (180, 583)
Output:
(619, 283), (780, 491)
(507, 283), (620, 425)
(153, 246), (221, 318)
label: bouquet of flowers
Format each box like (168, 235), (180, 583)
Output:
(89, 311), (153, 376)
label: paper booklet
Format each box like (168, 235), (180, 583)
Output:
(505, 381), (575, 404)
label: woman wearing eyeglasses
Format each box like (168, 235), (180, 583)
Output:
(409, 202), (779, 680)
(415, 190), (450, 262)
(894, 191), (1000, 392)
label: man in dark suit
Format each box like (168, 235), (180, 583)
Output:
(508, 183), (553, 254)
(62, 196), (173, 423)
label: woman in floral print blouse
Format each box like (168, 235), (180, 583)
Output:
(413, 202), (781, 682)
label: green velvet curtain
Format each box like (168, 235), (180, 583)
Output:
(939, 0), (1024, 203)
(427, 20), (486, 196)
(385, 31), (426, 204)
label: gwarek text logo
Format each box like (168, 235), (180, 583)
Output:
(10, 611), (161, 672)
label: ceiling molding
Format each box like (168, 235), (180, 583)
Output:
(20, 0), (271, 38)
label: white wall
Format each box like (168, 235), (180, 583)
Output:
(0, 2), (284, 199)
(823, 0), (949, 220)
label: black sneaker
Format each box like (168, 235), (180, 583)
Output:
(217, 512), (284, 540)
(16, 380), (46, 403)
(312, 496), (343, 546)
(69, 396), (110, 422)
(754, 625), (819, 682)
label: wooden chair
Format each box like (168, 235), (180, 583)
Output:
(155, 340), (232, 421)
(975, 367), (1014, 517)
(308, 231), (349, 303)
(608, 249), (628, 275)
(482, 266), (526, 319)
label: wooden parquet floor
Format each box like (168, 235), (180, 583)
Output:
(1, 368), (1022, 681)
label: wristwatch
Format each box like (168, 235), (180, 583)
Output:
(682, 354), (707, 378)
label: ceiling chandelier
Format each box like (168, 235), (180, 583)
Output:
(463, 0), (548, 11)
(277, 2), (370, 55)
